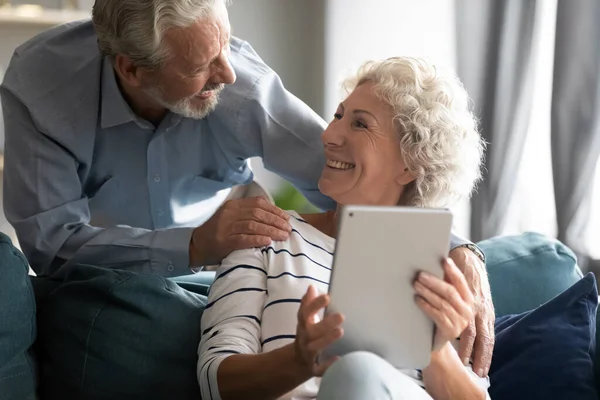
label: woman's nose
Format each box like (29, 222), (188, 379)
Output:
(322, 124), (345, 147)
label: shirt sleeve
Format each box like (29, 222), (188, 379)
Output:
(1, 88), (193, 276)
(235, 47), (335, 211)
(197, 247), (268, 400)
(449, 232), (486, 262)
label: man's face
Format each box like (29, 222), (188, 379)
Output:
(141, 7), (236, 119)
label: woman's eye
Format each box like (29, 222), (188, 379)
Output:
(333, 113), (343, 120)
(354, 120), (367, 129)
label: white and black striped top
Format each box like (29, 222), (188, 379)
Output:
(198, 211), (490, 400)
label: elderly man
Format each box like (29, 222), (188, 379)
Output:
(0, 0), (494, 376)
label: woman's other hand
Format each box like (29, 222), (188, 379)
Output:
(414, 258), (474, 351)
(294, 285), (344, 377)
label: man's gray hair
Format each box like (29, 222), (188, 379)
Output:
(92, 0), (228, 69)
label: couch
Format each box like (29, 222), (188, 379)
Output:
(0, 197), (594, 398)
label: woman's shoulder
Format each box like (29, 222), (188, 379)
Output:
(283, 211), (335, 252)
(216, 211), (334, 274)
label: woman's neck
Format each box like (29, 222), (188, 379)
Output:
(299, 206), (340, 239)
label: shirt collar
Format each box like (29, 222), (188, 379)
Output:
(100, 57), (147, 129)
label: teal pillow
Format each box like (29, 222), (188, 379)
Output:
(0, 232), (37, 400)
(478, 232), (583, 317)
(33, 264), (207, 400)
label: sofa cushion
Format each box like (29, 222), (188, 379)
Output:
(478, 232), (583, 317)
(33, 264), (207, 400)
(30, 232), (590, 399)
(0, 232), (37, 400)
(489, 273), (598, 400)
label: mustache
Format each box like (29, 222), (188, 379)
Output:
(201, 83), (224, 93)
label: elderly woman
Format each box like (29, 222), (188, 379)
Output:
(198, 57), (489, 400)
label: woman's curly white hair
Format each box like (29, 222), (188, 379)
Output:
(342, 57), (485, 208)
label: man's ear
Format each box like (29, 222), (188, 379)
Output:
(396, 167), (416, 186)
(114, 54), (144, 87)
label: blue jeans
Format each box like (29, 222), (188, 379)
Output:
(318, 352), (433, 400)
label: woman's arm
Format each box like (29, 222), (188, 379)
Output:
(198, 245), (337, 400)
(217, 344), (310, 400)
(198, 247), (274, 399)
(216, 284), (343, 400)
(413, 259), (489, 400)
(423, 344), (487, 400)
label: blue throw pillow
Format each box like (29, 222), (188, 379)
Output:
(33, 264), (208, 400)
(0, 232), (37, 400)
(490, 273), (598, 400)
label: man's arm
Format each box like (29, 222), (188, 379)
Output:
(448, 231), (494, 377)
(232, 56), (334, 210)
(449, 232), (485, 262)
(1, 88), (193, 276)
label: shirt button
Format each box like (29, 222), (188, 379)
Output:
(167, 263), (174, 272)
(154, 175), (161, 183)
(157, 209), (165, 216)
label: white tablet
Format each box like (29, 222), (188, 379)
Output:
(321, 205), (453, 370)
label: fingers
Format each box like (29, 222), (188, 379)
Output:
(415, 295), (457, 337)
(299, 291), (330, 326)
(471, 317), (494, 377)
(246, 205), (293, 232)
(232, 219), (290, 241)
(306, 323), (344, 354)
(443, 258), (475, 305)
(229, 234), (273, 251)
(307, 313), (344, 342)
(415, 272), (473, 322)
(239, 197), (291, 221)
(299, 285), (319, 320)
(458, 321), (476, 365)
(295, 286), (345, 377)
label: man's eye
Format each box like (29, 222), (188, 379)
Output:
(333, 113), (342, 120)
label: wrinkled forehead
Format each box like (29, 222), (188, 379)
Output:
(163, 7), (231, 68)
(344, 83), (395, 120)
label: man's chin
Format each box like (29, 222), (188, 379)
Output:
(173, 94), (220, 119)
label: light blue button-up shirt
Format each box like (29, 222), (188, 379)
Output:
(0, 20), (334, 276)
(1, 20), (473, 277)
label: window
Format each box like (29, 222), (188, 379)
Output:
(587, 160), (600, 259)
(502, 0), (600, 260)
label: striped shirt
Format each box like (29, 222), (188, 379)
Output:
(198, 211), (490, 400)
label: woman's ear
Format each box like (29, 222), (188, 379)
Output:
(396, 167), (416, 186)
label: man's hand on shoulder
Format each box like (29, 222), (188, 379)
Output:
(189, 197), (293, 266)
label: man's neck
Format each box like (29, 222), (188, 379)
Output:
(115, 73), (168, 127)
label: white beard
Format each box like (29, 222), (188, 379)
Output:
(143, 84), (223, 120)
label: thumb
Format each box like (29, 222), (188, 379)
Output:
(304, 285), (317, 301)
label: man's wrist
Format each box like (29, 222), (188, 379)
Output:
(453, 244), (485, 264)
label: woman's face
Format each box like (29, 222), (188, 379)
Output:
(318, 83), (414, 206)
